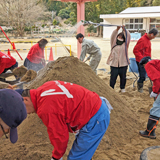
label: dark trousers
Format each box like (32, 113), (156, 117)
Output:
(136, 61), (146, 84)
(110, 66), (128, 89)
(24, 58), (43, 72)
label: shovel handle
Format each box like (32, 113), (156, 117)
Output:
(12, 81), (25, 88)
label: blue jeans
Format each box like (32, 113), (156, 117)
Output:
(150, 94), (160, 117)
(68, 98), (110, 160)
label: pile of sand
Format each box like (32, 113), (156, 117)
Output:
(0, 56), (160, 160)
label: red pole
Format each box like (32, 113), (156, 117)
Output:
(0, 26), (23, 60)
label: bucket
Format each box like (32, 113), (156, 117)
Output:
(129, 58), (138, 73)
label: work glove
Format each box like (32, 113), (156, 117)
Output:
(150, 91), (157, 98)
(51, 157), (63, 160)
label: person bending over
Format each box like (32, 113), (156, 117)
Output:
(0, 51), (18, 82)
(76, 33), (102, 74)
(24, 38), (48, 72)
(16, 80), (112, 160)
(139, 57), (160, 139)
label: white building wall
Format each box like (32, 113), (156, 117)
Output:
(103, 18), (123, 39)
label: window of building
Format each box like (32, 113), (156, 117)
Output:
(150, 18), (160, 31)
(125, 18), (143, 30)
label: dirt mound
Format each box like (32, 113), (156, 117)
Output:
(1, 56), (159, 160)
(26, 56), (141, 159)
(12, 65), (28, 78)
(20, 70), (37, 82)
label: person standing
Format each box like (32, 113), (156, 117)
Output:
(24, 38), (48, 72)
(133, 28), (158, 93)
(107, 26), (131, 93)
(76, 33), (102, 73)
(16, 80), (112, 160)
(139, 57), (160, 139)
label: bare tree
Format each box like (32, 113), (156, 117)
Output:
(0, 0), (47, 36)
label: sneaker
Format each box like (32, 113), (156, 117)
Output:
(121, 89), (126, 93)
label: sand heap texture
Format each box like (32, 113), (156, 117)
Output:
(1, 56), (159, 160)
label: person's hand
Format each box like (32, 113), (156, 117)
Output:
(117, 26), (121, 31)
(122, 25), (126, 31)
(7, 84), (13, 89)
(150, 91), (157, 98)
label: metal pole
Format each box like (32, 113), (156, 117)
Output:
(0, 26), (23, 60)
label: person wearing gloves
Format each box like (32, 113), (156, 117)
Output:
(76, 33), (102, 73)
(0, 89), (27, 143)
(16, 80), (112, 160)
(107, 26), (131, 93)
(133, 28), (158, 93)
(0, 51), (18, 82)
(24, 38), (48, 72)
(139, 57), (160, 139)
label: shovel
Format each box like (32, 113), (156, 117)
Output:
(10, 69), (37, 89)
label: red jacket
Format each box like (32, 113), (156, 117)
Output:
(133, 33), (151, 62)
(0, 52), (16, 74)
(30, 80), (101, 159)
(27, 43), (44, 64)
(145, 60), (160, 94)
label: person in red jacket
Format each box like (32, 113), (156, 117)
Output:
(139, 57), (160, 139)
(16, 80), (112, 160)
(0, 52), (18, 82)
(133, 28), (158, 93)
(24, 39), (48, 72)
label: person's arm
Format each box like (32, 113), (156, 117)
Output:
(80, 44), (87, 61)
(133, 39), (144, 60)
(110, 27), (119, 48)
(40, 113), (69, 159)
(122, 26), (131, 47)
(152, 79), (160, 94)
(145, 61), (160, 94)
(0, 81), (13, 89)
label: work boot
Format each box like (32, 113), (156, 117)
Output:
(137, 82), (143, 93)
(139, 115), (159, 139)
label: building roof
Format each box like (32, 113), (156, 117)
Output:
(120, 6), (160, 14)
(100, 6), (160, 19)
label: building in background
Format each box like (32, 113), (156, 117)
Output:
(100, 6), (160, 39)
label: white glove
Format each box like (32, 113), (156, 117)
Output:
(51, 157), (62, 160)
(150, 91), (157, 98)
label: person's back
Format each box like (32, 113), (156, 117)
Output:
(30, 80), (101, 132)
(133, 33), (151, 62)
(0, 52), (16, 74)
(82, 38), (100, 55)
(27, 43), (44, 64)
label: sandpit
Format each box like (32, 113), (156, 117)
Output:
(0, 56), (160, 160)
